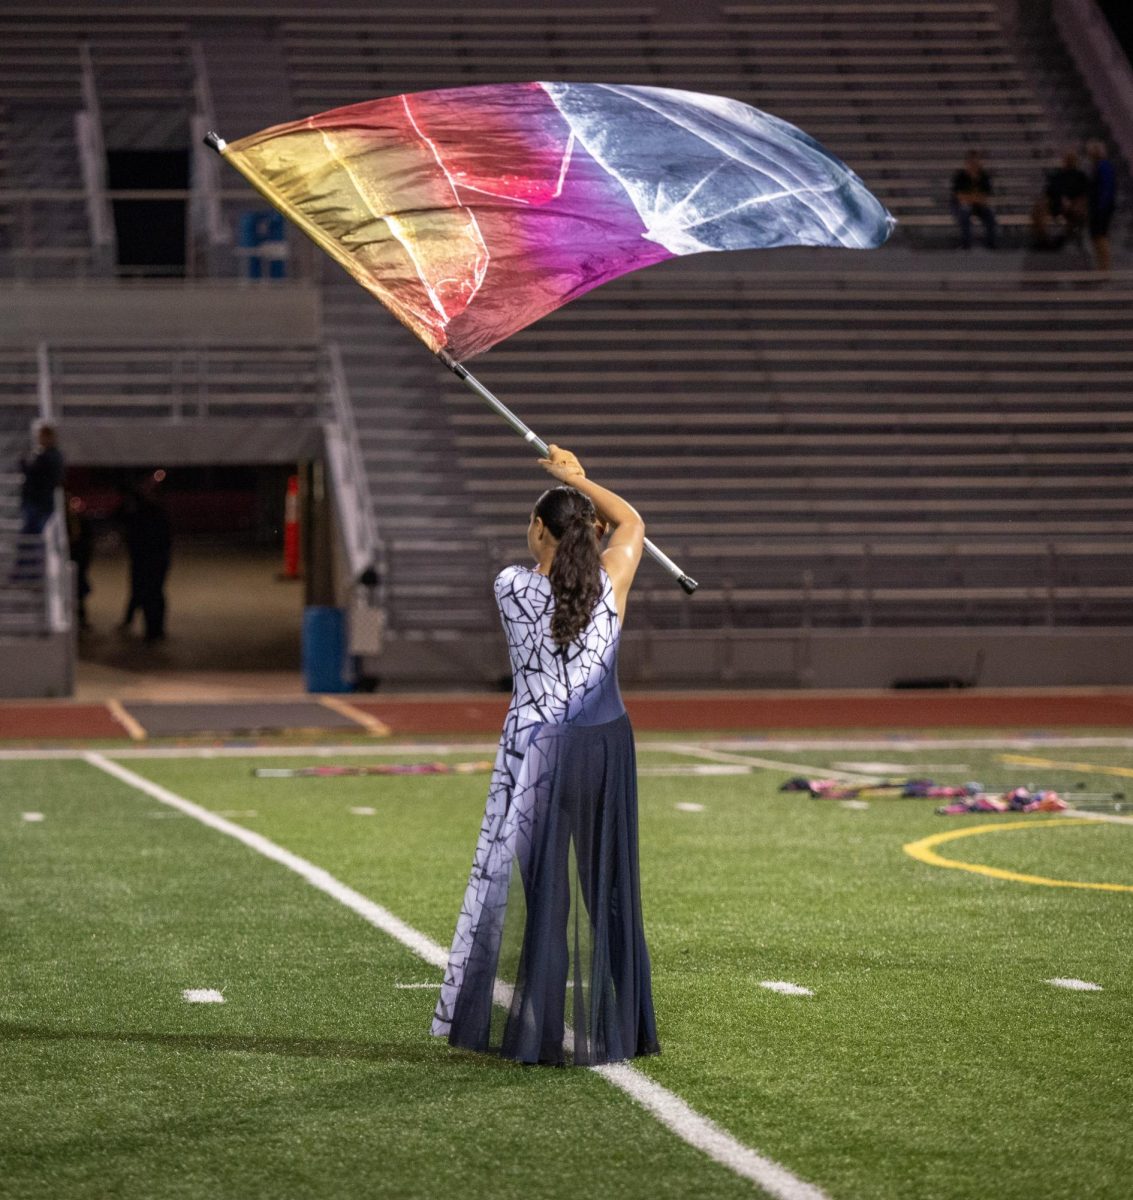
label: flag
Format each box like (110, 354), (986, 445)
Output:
(222, 82), (894, 360)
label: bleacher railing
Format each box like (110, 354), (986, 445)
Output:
(1054, 0), (1133, 177)
(43, 343), (322, 421)
(190, 40), (231, 277)
(322, 342), (387, 588)
(77, 41), (116, 274)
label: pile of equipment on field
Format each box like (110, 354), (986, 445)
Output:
(780, 776), (1068, 815)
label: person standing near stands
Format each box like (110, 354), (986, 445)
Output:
(1086, 139), (1117, 272)
(19, 423), (64, 536)
(1032, 149), (1090, 249)
(119, 472), (172, 643)
(950, 151), (998, 250)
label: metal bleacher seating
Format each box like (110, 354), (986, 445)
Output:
(0, 13), (195, 279)
(44, 344), (323, 422)
(723, 1), (1055, 242)
(1, 2), (1130, 683)
(443, 265), (1133, 631)
(268, 2), (1132, 656)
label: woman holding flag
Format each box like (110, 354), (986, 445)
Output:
(431, 445), (660, 1066)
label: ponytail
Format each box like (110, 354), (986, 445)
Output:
(534, 487), (602, 648)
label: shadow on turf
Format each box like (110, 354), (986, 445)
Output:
(0, 1022), (518, 1069)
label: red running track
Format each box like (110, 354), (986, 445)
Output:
(0, 691), (1131, 742)
(350, 691), (1133, 735)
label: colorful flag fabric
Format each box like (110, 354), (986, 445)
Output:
(222, 82), (894, 359)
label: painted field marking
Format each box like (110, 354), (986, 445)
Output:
(317, 695), (391, 737)
(21, 811), (45, 822)
(395, 982), (441, 990)
(1045, 978), (1103, 992)
(668, 743), (879, 783)
(903, 819), (1133, 893)
(106, 699), (146, 741)
(4, 736), (1133, 765)
(675, 802), (706, 813)
(705, 737), (1133, 752)
(182, 988), (225, 1004)
(759, 982), (814, 997)
(1001, 752), (1133, 782)
(0, 743), (499, 762)
(83, 751), (830, 1200)
(832, 762), (970, 774)
(350, 806), (377, 816)
(640, 764), (750, 777)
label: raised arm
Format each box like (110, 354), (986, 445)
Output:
(538, 445), (644, 623)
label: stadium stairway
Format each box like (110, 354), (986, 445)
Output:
(0, 349), (48, 639)
(446, 263), (1133, 632)
(0, 50), (91, 278)
(320, 281), (499, 639)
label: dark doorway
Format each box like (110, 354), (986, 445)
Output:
(107, 149), (189, 275)
(67, 463), (305, 674)
(1099, 3), (1133, 61)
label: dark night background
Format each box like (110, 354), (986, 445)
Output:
(1100, 2), (1133, 61)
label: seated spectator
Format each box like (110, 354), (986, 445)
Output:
(1086, 138), (1117, 272)
(950, 152), (997, 249)
(1032, 149), (1089, 249)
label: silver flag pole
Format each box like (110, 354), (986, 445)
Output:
(438, 351), (699, 594)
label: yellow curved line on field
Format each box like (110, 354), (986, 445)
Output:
(903, 818), (1133, 893)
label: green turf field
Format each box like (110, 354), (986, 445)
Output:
(2, 739), (1131, 1199)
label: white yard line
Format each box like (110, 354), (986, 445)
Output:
(700, 737), (1133, 751)
(6, 735), (1133, 764)
(1063, 808), (1133, 827)
(83, 751), (831, 1200)
(667, 743), (880, 783)
(0, 742), (497, 762)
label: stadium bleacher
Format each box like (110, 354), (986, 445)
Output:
(0, 1), (1130, 688)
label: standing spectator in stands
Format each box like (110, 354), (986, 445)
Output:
(19, 422), (64, 536)
(950, 152), (997, 250)
(119, 471), (172, 643)
(1032, 149), (1090, 249)
(1087, 139), (1117, 272)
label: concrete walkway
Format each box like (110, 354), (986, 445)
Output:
(75, 542), (304, 700)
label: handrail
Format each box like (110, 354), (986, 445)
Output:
(189, 40), (230, 267)
(1053, 0), (1133, 176)
(36, 341), (53, 422)
(46, 346), (322, 421)
(322, 342), (387, 589)
(76, 42), (116, 271)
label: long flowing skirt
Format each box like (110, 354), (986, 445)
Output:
(436, 711), (659, 1066)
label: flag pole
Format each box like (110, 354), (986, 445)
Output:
(437, 351), (698, 594)
(203, 129), (697, 594)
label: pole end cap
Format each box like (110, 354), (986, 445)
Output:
(202, 130), (227, 153)
(678, 574), (699, 595)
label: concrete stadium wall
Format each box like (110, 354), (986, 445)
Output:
(0, 282), (320, 347)
(369, 629), (1133, 690)
(0, 632), (73, 698)
(61, 419), (323, 466)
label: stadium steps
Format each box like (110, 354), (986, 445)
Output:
(320, 282), (497, 635)
(442, 265), (1133, 628)
(0, 360), (47, 638)
(1, 103), (91, 276)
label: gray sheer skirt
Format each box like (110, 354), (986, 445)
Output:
(447, 712), (660, 1066)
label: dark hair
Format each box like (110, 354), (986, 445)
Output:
(534, 486), (602, 648)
